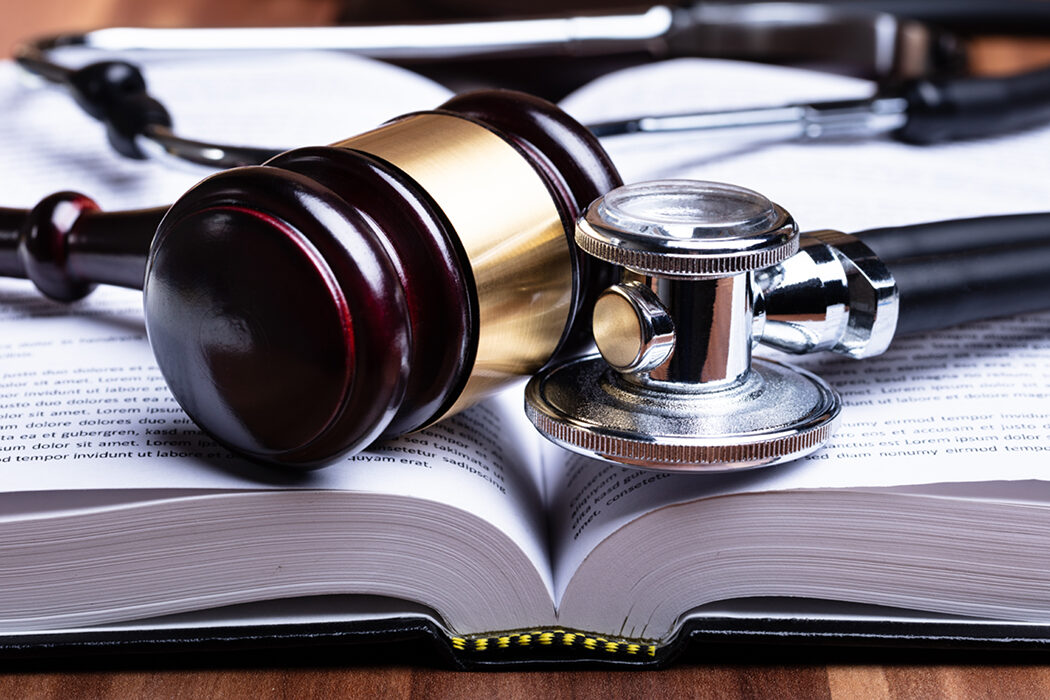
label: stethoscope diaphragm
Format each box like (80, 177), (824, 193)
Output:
(526, 180), (842, 471)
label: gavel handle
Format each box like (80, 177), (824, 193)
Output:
(0, 193), (166, 301)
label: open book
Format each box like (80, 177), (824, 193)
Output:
(2, 52), (1050, 664)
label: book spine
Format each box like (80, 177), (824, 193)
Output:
(450, 629), (657, 662)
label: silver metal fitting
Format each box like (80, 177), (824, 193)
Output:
(757, 229), (899, 358)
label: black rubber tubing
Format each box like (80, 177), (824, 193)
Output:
(895, 65), (1050, 144)
(866, 244), (1050, 335)
(854, 213), (1050, 262)
(853, 213), (1050, 334)
(824, 0), (1050, 34)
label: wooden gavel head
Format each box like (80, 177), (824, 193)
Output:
(140, 91), (621, 467)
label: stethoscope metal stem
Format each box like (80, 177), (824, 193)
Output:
(587, 96), (909, 141)
(26, 9), (677, 60)
(123, 97), (915, 169)
(622, 272), (755, 389)
(19, 2), (935, 79)
(138, 125), (283, 171)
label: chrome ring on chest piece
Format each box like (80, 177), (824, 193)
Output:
(525, 180), (842, 471)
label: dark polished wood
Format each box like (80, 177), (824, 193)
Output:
(146, 164), (415, 466)
(7, 661), (1050, 698)
(0, 196), (164, 299)
(267, 147), (473, 439)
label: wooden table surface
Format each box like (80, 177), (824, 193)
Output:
(5, 663), (1050, 698)
(5, 1), (1050, 697)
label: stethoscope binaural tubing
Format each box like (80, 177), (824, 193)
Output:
(9, 14), (1050, 339)
(9, 27), (1050, 339)
(13, 9), (1050, 170)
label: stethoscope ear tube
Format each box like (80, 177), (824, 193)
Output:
(895, 65), (1050, 144)
(852, 212), (1050, 260)
(854, 213), (1050, 334)
(831, 0), (1050, 34)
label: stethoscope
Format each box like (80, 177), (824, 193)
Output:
(526, 179), (1050, 470)
(14, 0), (1050, 169)
(4, 7), (1050, 474)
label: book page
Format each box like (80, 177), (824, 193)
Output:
(561, 59), (1050, 228)
(0, 56), (554, 594)
(0, 282), (553, 596)
(547, 312), (1050, 600)
(548, 59), (1050, 601)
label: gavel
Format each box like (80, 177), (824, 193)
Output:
(0, 91), (622, 468)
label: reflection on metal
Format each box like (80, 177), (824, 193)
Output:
(758, 229), (899, 358)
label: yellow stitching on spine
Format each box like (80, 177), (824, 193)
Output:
(456, 630), (658, 657)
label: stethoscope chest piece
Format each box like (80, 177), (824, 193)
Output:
(525, 180), (841, 471)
